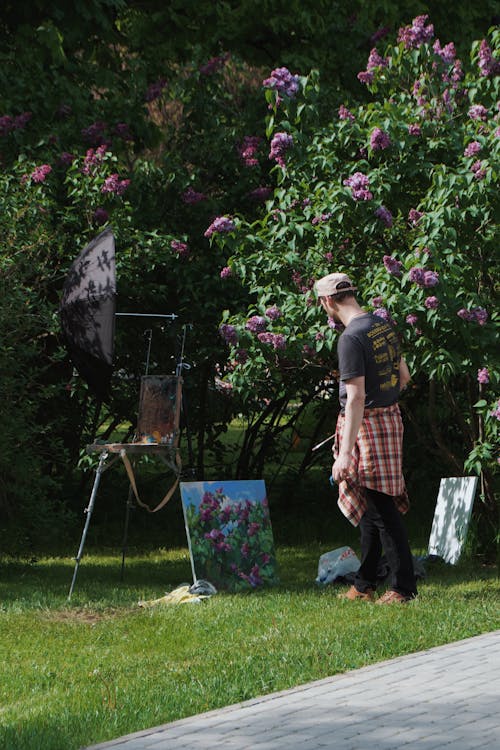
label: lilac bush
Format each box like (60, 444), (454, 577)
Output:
(209, 18), (499, 495)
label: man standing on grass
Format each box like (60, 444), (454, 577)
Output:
(315, 271), (417, 604)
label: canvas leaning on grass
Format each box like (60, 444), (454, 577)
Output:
(180, 480), (278, 591)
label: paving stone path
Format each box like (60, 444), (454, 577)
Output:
(87, 629), (500, 750)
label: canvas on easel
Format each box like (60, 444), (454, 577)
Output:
(180, 480), (277, 591)
(428, 476), (478, 564)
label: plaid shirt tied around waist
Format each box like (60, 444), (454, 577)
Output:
(333, 403), (409, 527)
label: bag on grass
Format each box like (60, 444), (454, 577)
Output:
(315, 546), (360, 585)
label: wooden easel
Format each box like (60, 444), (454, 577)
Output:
(67, 375), (183, 600)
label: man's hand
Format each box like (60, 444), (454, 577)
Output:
(332, 452), (352, 484)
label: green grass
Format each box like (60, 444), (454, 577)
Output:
(0, 546), (499, 750)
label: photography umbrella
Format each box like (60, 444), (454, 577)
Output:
(60, 227), (116, 401)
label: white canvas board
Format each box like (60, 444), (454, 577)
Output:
(428, 476), (478, 564)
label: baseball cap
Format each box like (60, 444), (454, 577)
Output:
(315, 272), (357, 297)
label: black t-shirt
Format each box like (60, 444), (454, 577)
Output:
(337, 313), (400, 411)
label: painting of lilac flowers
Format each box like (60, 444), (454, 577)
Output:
(180, 480), (277, 591)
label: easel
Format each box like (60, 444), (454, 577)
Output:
(68, 321), (192, 599)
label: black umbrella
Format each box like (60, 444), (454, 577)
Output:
(60, 227), (116, 401)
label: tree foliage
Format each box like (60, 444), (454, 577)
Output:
(0, 2), (498, 552)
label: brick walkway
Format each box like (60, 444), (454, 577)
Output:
(86, 630), (500, 750)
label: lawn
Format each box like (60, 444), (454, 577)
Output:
(0, 545), (498, 750)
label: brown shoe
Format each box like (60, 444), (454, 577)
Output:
(339, 585), (374, 601)
(375, 590), (412, 605)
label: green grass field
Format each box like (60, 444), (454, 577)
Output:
(0, 545), (498, 750)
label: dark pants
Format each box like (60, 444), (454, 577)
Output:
(354, 487), (417, 598)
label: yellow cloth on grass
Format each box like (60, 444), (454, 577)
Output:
(138, 585), (207, 608)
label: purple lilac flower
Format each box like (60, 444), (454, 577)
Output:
(433, 40), (456, 65)
(398, 15), (434, 49)
(171, 240), (189, 258)
(468, 104), (488, 121)
(239, 136), (261, 167)
(262, 67), (300, 98)
(357, 70), (374, 85)
(370, 127), (391, 150)
(93, 207), (109, 225)
(343, 172), (373, 201)
(81, 120), (107, 145)
(408, 267), (426, 286)
(257, 332), (286, 350)
(371, 296), (384, 308)
(473, 308), (488, 325)
(220, 266), (232, 278)
(204, 216), (236, 238)
(464, 141), (481, 157)
(477, 367), (489, 384)
(82, 145), (107, 175)
(144, 79), (167, 102)
(1, 112), (32, 136)
(383, 255), (403, 276)
(199, 53), (229, 76)
(269, 132), (293, 168)
(406, 313), (419, 325)
(265, 306), (282, 320)
(408, 124), (422, 136)
(425, 296), (439, 309)
(471, 160), (486, 180)
(248, 186), (272, 202)
(241, 542), (250, 558)
(338, 104), (355, 121)
(0, 115), (14, 136)
(371, 26), (391, 43)
(423, 270), (439, 287)
(457, 307), (488, 325)
(101, 174), (130, 195)
(478, 40), (500, 77)
(491, 400), (500, 420)
(114, 122), (133, 141)
(450, 59), (464, 84)
(375, 206), (393, 227)
(357, 47), (389, 85)
(408, 208), (424, 225)
(328, 318), (344, 331)
(373, 307), (394, 325)
(59, 151), (75, 166)
(246, 315), (268, 334)
(30, 164), (52, 183)
(247, 522), (261, 536)
(312, 212), (332, 225)
(367, 48), (389, 70)
(219, 324), (238, 345)
(182, 187), (206, 204)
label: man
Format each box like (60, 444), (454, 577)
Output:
(315, 271), (417, 604)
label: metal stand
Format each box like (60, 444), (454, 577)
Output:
(68, 451), (115, 599)
(67, 443), (182, 600)
(120, 484), (135, 582)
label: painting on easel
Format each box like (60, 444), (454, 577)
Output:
(180, 480), (277, 591)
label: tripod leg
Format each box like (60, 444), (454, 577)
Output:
(68, 452), (107, 600)
(120, 484), (135, 582)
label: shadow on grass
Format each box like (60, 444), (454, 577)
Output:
(1, 545), (496, 610)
